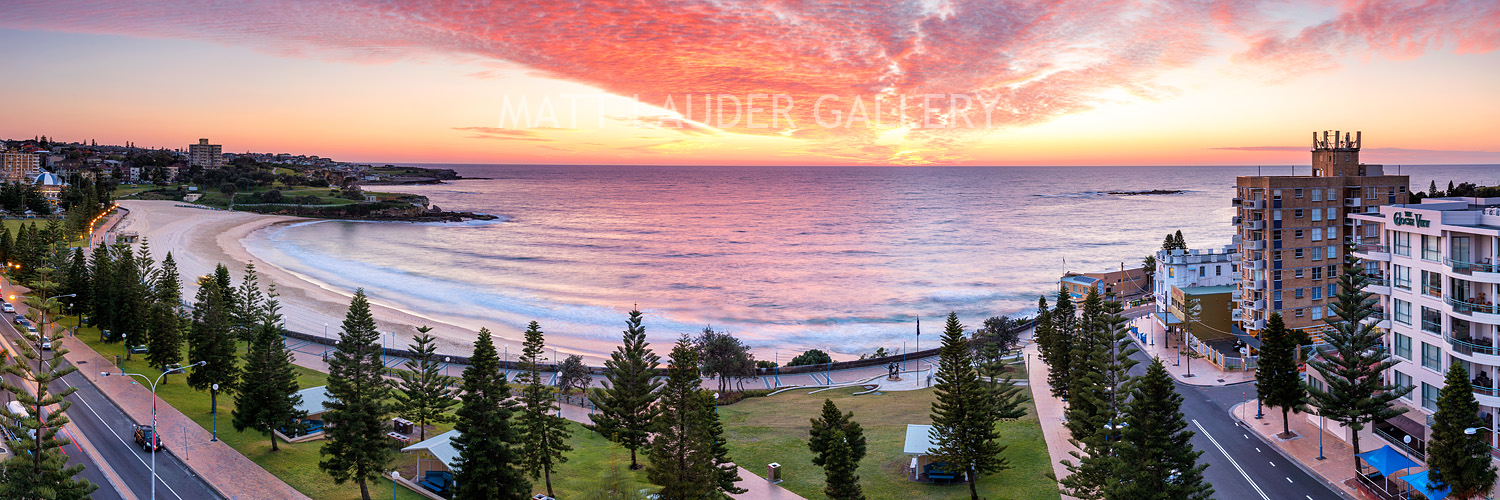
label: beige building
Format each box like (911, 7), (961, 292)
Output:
(188, 138), (224, 168)
(1233, 131), (1409, 342)
(2, 151), (40, 184)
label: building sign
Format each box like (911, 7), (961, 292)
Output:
(1393, 211), (1430, 228)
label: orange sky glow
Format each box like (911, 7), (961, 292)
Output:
(0, 1), (1497, 166)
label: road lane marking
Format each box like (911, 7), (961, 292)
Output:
(1194, 419), (1270, 500)
(1256, 447), (1261, 452)
(65, 380), (188, 500)
(1270, 462), (1276, 467)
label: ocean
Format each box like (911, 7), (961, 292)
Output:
(243, 164), (1500, 358)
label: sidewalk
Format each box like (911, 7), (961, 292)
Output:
(1023, 341), (1080, 500)
(1229, 399), (1363, 499)
(64, 337), (313, 500)
(1129, 315), (1256, 386)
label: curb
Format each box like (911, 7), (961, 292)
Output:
(1126, 321), (1257, 387)
(1229, 400), (1358, 500)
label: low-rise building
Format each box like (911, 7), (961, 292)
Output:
(1153, 244), (1240, 314)
(1059, 267), (1150, 303)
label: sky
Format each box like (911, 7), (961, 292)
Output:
(0, 0), (1497, 166)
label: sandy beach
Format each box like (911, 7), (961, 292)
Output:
(115, 200), (627, 362)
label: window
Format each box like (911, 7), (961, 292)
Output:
(1295, 209), (1304, 219)
(1216, 265), (1222, 276)
(1328, 284), (1337, 297)
(1312, 209), (1322, 222)
(1168, 267), (1174, 278)
(1295, 288), (1305, 299)
(1312, 307), (1323, 320)
(1273, 270), (1282, 281)
(1395, 371), (1412, 400)
(1312, 267), (1323, 280)
(1327, 246), (1337, 259)
(1395, 299), (1412, 325)
(1422, 270), (1442, 297)
(1273, 189), (1282, 200)
(1327, 208), (1337, 220)
(1273, 230), (1283, 241)
(1295, 249), (1304, 259)
(1312, 228), (1323, 241)
(1422, 383), (1439, 411)
(1421, 343), (1442, 371)
(1422, 235), (1442, 261)
(1394, 265), (1411, 289)
(1273, 210), (1282, 221)
(1199, 266), (1206, 277)
(1313, 248), (1322, 261)
(1295, 269), (1305, 278)
(1312, 287), (1323, 300)
(1421, 307), (1442, 333)
(1395, 333), (1412, 359)
(1295, 309), (1305, 317)
(1296, 229), (1305, 239)
(1328, 189), (1338, 200)
(1393, 232), (1412, 256)
(1274, 291), (1283, 301)
(1326, 226), (1338, 240)
(1328, 264), (1337, 277)
(1312, 189), (1323, 201)
(1295, 188), (1304, 198)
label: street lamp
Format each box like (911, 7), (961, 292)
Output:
(1317, 413), (1326, 460)
(443, 357), (451, 378)
(102, 360), (206, 500)
(211, 383), (219, 442)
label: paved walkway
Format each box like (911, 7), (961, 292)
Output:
(1129, 315), (1256, 386)
(1229, 399), (1367, 499)
(1023, 341), (1079, 500)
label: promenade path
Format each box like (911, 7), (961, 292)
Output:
(1129, 314), (1256, 386)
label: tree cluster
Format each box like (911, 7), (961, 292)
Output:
(695, 327), (756, 394)
(1161, 230), (1187, 251)
(786, 348), (832, 367)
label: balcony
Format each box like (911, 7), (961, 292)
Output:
(1246, 240), (1267, 251)
(1447, 296), (1500, 325)
(1245, 199), (1266, 210)
(1245, 299), (1266, 310)
(1352, 243), (1391, 262)
(1447, 258), (1500, 284)
(1232, 197), (1243, 206)
(1244, 318), (1266, 330)
(1245, 220), (1266, 230)
(1247, 259), (1266, 270)
(1232, 216), (1244, 225)
(1247, 279), (1266, 291)
(1474, 385), (1500, 408)
(1447, 334), (1500, 366)
(1365, 277), (1391, 295)
(1345, 197), (1362, 207)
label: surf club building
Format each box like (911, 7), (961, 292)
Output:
(1316, 197), (1500, 459)
(1233, 131), (1409, 343)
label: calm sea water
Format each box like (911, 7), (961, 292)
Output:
(245, 164), (1500, 356)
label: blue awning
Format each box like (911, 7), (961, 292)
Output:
(1398, 470), (1451, 500)
(1356, 445), (1421, 477)
(1155, 311), (1182, 325)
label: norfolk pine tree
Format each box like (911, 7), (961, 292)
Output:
(393, 326), (457, 442)
(146, 252), (185, 374)
(647, 335), (718, 499)
(233, 263), (266, 341)
(1109, 359), (1213, 500)
(586, 309), (662, 469)
(929, 312), (1007, 500)
(1307, 247), (1409, 472)
(702, 394), (745, 497)
(319, 289), (394, 500)
(1428, 363), (1497, 499)
(187, 277), (239, 395)
(809, 399), (867, 500)
(0, 271), (97, 499)
(1255, 313), (1308, 438)
(232, 294), (305, 451)
(1047, 284), (1076, 400)
(517, 321), (572, 497)
(451, 328), (529, 500)
(1060, 302), (1138, 500)
(1032, 295), (1054, 370)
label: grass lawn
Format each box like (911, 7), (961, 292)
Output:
(65, 318), (426, 500)
(718, 385), (1059, 500)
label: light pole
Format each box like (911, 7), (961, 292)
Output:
(211, 383), (219, 442)
(322, 322), (329, 358)
(553, 347), (561, 417)
(443, 356), (451, 378)
(102, 360), (206, 500)
(1403, 434), (1413, 462)
(122, 333), (129, 361)
(1317, 413), (1326, 460)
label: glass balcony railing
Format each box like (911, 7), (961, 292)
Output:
(1447, 296), (1500, 315)
(1446, 258), (1500, 274)
(1474, 384), (1500, 398)
(1447, 333), (1500, 356)
(1354, 243), (1390, 254)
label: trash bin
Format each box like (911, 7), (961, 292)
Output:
(767, 463), (781, 483)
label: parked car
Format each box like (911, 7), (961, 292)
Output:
(1, 302), (13, 313)
(133, 424), (163, 452)
(39, 335), (50, 351)
(13, 317), (28, 327)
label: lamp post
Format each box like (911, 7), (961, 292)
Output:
(322, 322), (329, 358)
(122, 333), (128, 361)
(102, 360), (206, 500)
(443, 357), (451, 378)
(1317, 413), (1326, 460)
(211, 383), (219, 442)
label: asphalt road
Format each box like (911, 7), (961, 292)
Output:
(1124, 345), (1348, 500)
(0, 300), (221, 500)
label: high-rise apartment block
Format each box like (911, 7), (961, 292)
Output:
(189, 138), (224, 168)
(1233, 131), (1409, 340)
(1, 151), (40, 184)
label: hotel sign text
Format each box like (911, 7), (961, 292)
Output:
(1393, 211), (1430, 228)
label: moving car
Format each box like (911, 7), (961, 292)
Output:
(12, 317), (28, 327)
(1, 302), (13, 313)
(39, 335), (50, 351)
(133, 424), (163, 452)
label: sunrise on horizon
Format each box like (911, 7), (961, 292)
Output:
(2, 0), (1498, 166)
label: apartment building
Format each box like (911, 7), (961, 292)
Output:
(189, 138), (224, 168)
(1153, 244), (1241, 313)
(1, 151), (40, 183)
(1233, 131), (1409, 341)
(1345, 197), (1500, 458)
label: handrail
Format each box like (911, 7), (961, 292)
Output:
(1353, 243), (1390, 253)
(1446, 333), (1500, 356)
(1446, 258), (1500, 274)
(1447, 296), (1500, 315)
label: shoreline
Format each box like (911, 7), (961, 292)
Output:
(116, 200), (626, 362)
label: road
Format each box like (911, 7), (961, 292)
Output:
(0, 292), (221, 500)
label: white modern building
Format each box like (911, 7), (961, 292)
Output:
(1345, 197), (1500, 459)
(1153, 244), (1241, 314)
